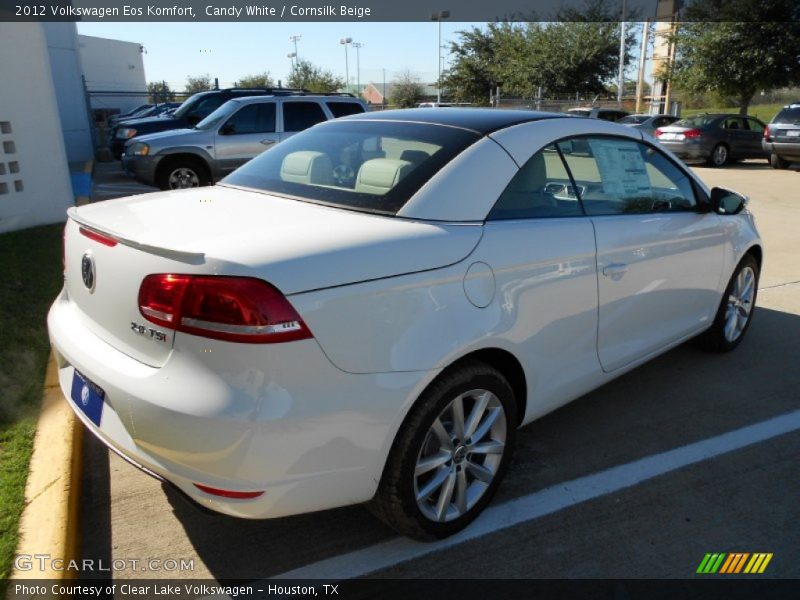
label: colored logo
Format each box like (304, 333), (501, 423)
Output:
(697, 553), (773, 574)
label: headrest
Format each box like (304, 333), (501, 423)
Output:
(355, 158), (413, 194)
(280, 151), (333, 185)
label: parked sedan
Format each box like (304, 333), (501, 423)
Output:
(619, 113), (679, 136)
(763, 102), (800, 169)
(655, 113), (768, 166)
(49, 109), (761, 540)
(566, 106), (630, 121)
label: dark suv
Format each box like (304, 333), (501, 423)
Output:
(110, 88), (311, 158)
(763, 103), (800, 169)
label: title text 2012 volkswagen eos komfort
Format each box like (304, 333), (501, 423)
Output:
(49, 109), (761, 539)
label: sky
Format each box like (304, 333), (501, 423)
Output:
(76, 22), (647, 90)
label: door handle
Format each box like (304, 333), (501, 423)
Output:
(260, 139), (276, 146)
(602, 263), (628, 280)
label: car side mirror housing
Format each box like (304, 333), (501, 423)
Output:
(709, 187), (747, 215)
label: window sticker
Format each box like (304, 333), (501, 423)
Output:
(588, 139), (651, 199)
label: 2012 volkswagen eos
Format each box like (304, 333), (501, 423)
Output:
(49, 109), (761, 540)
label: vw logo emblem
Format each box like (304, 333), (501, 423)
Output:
(81, 253), (95, 291)
(80, 384), (90, 407)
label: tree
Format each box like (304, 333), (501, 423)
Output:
(185, 74), (213, 94)
(286, 60), (344, 93)
(673, 0), (800, 114)
(441, 2), (634, 104)
(235, 72), (274, 88)
(147, 80), (175, 103)
(389, 70), (425, 108)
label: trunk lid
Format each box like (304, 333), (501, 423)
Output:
(66, 186), (482, 365)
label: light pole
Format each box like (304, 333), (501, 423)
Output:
(352, 42), (364, 95)
(289, 34), (301, 63)
(287, 52), (297, 70)
(617, 0), (627, 106)
(340, 37), (352, 92)
(431, 10), (450, 103)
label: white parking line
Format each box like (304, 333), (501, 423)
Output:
(270, 408), (800, 580)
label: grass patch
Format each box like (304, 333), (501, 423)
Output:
(682, 103), (784, 123)
(0, 223), (65, 580)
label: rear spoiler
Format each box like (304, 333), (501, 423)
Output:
(67, 207), (206, 264)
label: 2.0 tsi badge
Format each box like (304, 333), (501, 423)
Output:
(81, 253), (95, 291)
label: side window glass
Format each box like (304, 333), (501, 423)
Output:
(488, 145), (583, 220)
(326, 102), (365, 118)
(283, 102), (327, 132)
(257, 103), (276, 133)
(746, 118), (764, 134)
(222, 105), (260, 135)
(559, 137), (696, 215)
(723, 117), (741, 130)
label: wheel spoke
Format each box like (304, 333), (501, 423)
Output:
(416, 465), (451, 502)
(470, 407), (501, 444)
(469, 440), (504, 455)
(466, 459), (494, 483)
(455, 468), (468, 514)
(415, 451), (451, 477)
(431, 417), (454, 451)
(435, 469), (457, 521)
(450, 395), (465, 440)
(464, 391), (491, 441)
(724, 312), (738, 341)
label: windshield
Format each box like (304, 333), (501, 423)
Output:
(619, 115), (649, 124)
(194, 101), (239, 131)
(673, 116), (718, 128)
(774, 107), (800, 124)
(172, 93), (205, 118)
(222, 120), (481, 215)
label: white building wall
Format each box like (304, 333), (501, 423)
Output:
(0, 23), (74, 233)
(43, 23), (94, 163)
(78, 35), (147, 115)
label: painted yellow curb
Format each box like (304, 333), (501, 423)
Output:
(10, 352), (83, 581)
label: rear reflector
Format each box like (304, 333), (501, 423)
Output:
(79, 226), (118, 247)
(193, 483), (264, 499)
(138, 274), (312, 344)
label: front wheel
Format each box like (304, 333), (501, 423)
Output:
(369, 361), (517, 540)
(157, 159), (210, 190)
(696, 254), (759, 352)
(708, 143), (729, 167)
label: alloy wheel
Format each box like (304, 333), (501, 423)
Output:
(414, 389), (507, 523)
(713, 145), (728, 166)
(724, 265), (756, 342)
(168, 167), (200, 189)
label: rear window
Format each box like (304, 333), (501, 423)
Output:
(674, 116), (718, 128)
(222, 120), (480, 215)
(773, 107), (800, 124)
(283, 102), (327, 132)
(326, 101), (365, 118)
(619, 115), (649, 124)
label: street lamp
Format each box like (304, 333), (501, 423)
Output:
(352, 42), (364, 95)
(340, 37), (353, 92)
(431, 10), (450, 103)
(287, 52), (297, 70)
(289, 34), (302, 63)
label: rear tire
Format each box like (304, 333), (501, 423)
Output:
(157, 158), (210, 190)
(368, 360), (517, 540)
(708, 143), (729, 167)
(696, 254), (759, 353)
(770, 153), (789, 169)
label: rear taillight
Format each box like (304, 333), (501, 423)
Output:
(654, 128), (663, 137)
(138, 274), (312, 344)
(683, 129), (702, 139)
(763, 126), (772, 141)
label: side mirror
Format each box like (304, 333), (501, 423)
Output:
(219, 123), (235, 135)
(709, 187), (747, 215)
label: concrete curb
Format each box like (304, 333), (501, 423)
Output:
(10, 352), (83, 580)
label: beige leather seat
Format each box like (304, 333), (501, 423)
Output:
(280, 151), (334, 185)
(497, 151), (557, 212)
(355, 158), (414, 195)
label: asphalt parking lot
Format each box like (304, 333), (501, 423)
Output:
(78, 160), (799, 581)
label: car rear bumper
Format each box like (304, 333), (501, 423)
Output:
(48, 288), (432, 519)
(763, 140), (800, 160)
(657, 139), (710, 161)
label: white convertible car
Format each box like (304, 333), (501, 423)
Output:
(49, 109), (761, 540)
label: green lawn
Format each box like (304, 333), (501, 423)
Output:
(682, 103), (784, 123)
(0, 223), (65, 580)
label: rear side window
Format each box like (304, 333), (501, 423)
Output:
(283, 102), (327, 132)
(223, 103), (276, 134)
(773, 107), (800, 124)
(488, 145), (583, 220)
(326, 102), (365, 118)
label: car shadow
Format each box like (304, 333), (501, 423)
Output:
(81, 305), (800, 580)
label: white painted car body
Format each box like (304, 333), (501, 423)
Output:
(48, 110), (761, 520)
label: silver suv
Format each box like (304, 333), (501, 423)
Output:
(122, 94), (367, 190)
